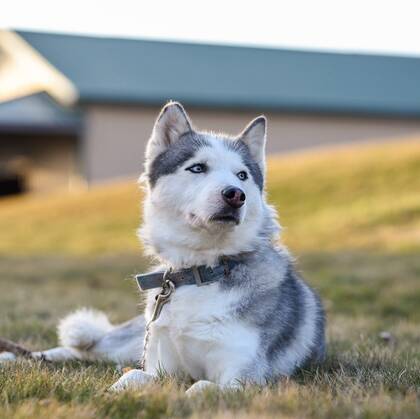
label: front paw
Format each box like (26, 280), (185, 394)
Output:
(185, 380), (218, 396)
(109, 369), (154, 392)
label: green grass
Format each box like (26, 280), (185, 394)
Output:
(1, 139), (420, 418)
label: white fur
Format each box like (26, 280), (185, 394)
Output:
(0, 352), (16, 362)
(109, 369), (154, 392)
(141, 137), (265, 268)
(114, 280), (262, 393)
(58, 308), (114, 349)
(33, 347), (83, 361)
(144, 282), (260, 385)
(185, 380), (219, 396)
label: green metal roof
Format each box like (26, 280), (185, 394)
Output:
(17, 30), (420, 117)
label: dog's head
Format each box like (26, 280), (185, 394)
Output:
(140, 102), (276, 264)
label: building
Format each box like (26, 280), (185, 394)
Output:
(1, 30), (420, 194)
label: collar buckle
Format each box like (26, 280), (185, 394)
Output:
(191, 266), (206, 286)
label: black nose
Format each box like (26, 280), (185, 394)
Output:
(221, 186), (246, 209)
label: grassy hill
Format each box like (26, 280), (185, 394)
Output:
(0, 139), (419, 419)
(1, 139), (420, 256)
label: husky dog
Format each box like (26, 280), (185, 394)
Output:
(0, 103), (325, 394)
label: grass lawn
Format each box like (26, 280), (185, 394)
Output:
(0, 140), (419, 418)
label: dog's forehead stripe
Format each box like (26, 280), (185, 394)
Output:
(148, 132), (209, 187)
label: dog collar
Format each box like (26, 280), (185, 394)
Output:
(136, 259), (239, 291)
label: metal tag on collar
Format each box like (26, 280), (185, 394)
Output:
(151, 279), (175, 321)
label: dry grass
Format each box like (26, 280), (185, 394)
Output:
(0, 139), (419, 418)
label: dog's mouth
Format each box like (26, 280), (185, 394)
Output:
(209, 211), (240, 225)
(188, 206), (242, 228)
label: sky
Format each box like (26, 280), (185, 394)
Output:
(2, 0), (420, 57)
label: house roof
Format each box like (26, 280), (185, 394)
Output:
(0, 92), (81, 134)
(17, 30), (420, 118)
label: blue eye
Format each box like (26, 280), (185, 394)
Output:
(237, 171), (248, 181)
(186, 163), (207, 173)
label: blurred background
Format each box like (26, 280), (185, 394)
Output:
(0, 1), (419, 417)
(1, 1), (420, 195)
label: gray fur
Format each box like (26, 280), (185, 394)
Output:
(217, 224), (325, 381)
(96, 316), (145, 347)
(307, 291), (327, 363)
(147, 131), (209, 187)
(88, 315), (145, 364)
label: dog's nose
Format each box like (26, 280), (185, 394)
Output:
(221, 186), (246, 208)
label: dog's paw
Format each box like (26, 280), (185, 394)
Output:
(109, 369), (154, 392)
(0, 352), (16, 363)
(185, 380), (218, 396)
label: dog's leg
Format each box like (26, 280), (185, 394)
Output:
(32, 347), (83, 361)
(143, 325), (183, 376)
(109, 322), (183, 392)
(0, 337), (82, 363)
(184, 323), (263, 395)
(0, 352), (17, 362)
(0, 347), (82, 363)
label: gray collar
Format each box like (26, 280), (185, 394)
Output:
(136, 259), (239, 291)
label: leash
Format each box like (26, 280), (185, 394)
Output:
(139, 269), (175, 371)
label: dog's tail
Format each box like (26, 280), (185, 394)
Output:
(58, 308), (114, 350)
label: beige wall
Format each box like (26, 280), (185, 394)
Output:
(83, 104), (420, 184)
(0, 134), (82, 193)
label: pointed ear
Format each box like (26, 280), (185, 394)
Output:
(146, 101), (192, 160)
(237, 116), (267, 170)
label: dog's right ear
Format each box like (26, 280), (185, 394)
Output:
(145, 102), (192, 161)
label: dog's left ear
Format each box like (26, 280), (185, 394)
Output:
(146, 101), (193, 161)
(237, 116), (267, 170)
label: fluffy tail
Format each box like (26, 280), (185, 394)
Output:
(58, 308), (114, 350)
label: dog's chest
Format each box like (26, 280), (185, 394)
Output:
(154, 283), (238, 333)
(150, 284), (244, 376)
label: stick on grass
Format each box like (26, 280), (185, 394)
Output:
(0, 337), (34, 359)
